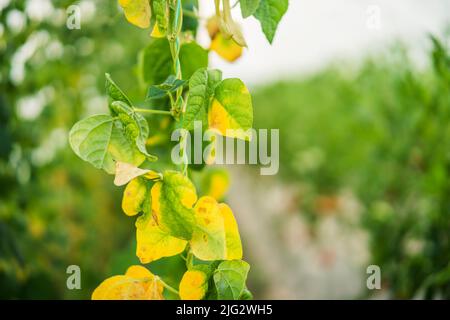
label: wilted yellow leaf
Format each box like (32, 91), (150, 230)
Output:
(179, 270), (209, 300)
(92, 265), (164, 300)
(190, 196), (226, 261)
(136, 217), (187, 264)
(119, 0), (151, 29)
(114, 161), (150, 186)
(219, 203), (243, 260)
(122, 178), (148, 216)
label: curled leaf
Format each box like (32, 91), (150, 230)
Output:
(110, 101), (156, 161)
(122, 177), (149, 216)
(114, 161), (151, 186)
(105, 73), (132, 107)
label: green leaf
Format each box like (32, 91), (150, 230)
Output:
(139, 39), (172, 86)
(240, 0), (261, 18)
(180, 42), (209, 81)
(152, 0), (168, 35)
(146, 75), (186, 100)
(182, 0), (199, 34)
(213, 260), (250, 300)
(151, 171), (198, 239)
(239, 287), (253, 300)
(105, 73), (132, 107)
(208, 78), (253, 140)
(110, 101), (156, 161)
(140, 40), (208, 85)
(183, 68), (222, 130)
(254, 0), (288, 43)
(69, 115), (146, 174)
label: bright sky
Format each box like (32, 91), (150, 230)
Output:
(198, 0), (450, 86)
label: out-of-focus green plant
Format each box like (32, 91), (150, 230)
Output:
(0, 0), (156, 299)
(253, 34), (450, 298)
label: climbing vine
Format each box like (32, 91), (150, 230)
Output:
(68, 0), (288, 300)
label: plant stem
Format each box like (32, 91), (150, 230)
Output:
(134, 108), (172, 116)
(215, 0), (221, 16)
(168, 0), (189, 176)
(158, 277), (179, 295)
(223, 0), (232, 20)
(186, 250), (194, 269)
(183, 9), (200, 19)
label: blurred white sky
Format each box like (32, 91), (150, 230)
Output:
(198, 0), (450, 86)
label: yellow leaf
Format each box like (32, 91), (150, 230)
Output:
(122, 178), (148, 216)
(119, 0), (151, 29)
(92, 265), (164, 300)
(203, 169), (230, 201)
(211, 32), (243, 62)
(136, 217), (187, 264)
(208, 78), (253, 140)
(179, 270), (208, 300)
(125, 265), (152, 278)
(114, 161), (150, 186)
(143, 171), (161, 180)
(190, 196), (226, 261)
(209, 99), (234, 136)
(219, 203), (243, 260)
(208, 99), (251, 140)
(151, 171), (198, 239)
(151, 24), (165, 38)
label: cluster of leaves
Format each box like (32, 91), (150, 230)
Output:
(68, 0), (288, 300)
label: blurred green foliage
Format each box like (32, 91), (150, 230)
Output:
(0, 0), (153, 299)
(253, 35), (450, 298)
